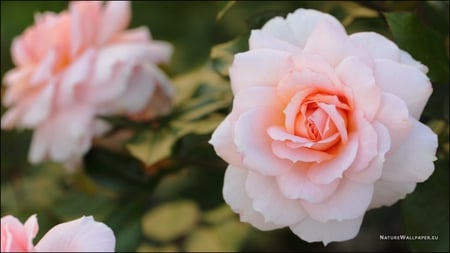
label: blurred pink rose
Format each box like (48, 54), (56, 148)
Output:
(1, 1), (174, 169)
(1, 214), (115, 252)
(209, 8), (438, 245)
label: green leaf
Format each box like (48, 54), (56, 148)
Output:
(202, 204), (235, 225)
(142, 200), (200, 242)
(184, 228), (225, 252)
(184, 219), (250, 251)
(402, 159), (449, 252)
(105, 198), (144, 252)
(385, 12), (449, 83)
(52, 192), (115, 221)
(84, 148), (147, 192)
(126, 128), (178, 167)
(170, 113), (224, 137)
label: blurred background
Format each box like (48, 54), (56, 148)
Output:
(1, 1), (448, 252)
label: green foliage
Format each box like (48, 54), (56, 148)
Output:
(385, 12), (449, 84)
(142, 200), (200, 242)
(402, 159), (449, 252)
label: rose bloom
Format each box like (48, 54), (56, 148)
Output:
(209, 9), (438, 244)
(1, 1), (174, 169)
(1, 214), (115, 252)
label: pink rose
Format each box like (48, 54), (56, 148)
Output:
(1, 1), (174, 169)
(1, 214), (115, 252)
(209, 9), (438, 244)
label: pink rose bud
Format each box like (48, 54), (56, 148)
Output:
(1, 1), (174, 169)
(209, 8), (438, 245)
(1, 214), (115, 252)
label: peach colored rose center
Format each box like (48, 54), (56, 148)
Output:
(287, 90), (350, 151)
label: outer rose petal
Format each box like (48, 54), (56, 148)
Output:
(345, 123), (391, 184)
(209, 115), (243, 168)
(374, 59), (432, 119)
(349, 32), (400, 61)
(245, 171), (307, 226)
(335, 56), (380, 120)
(223, 166), (283, 231)
(261, 8), (345, 48)
(381, 119), (438, 183)
(301, 180), (373, 222)
(374, 93), (412, 150)
(290, 215), (364, 246)
(234, 107), (292, 176)
(29, 106), (95, 166)
(229, 49), (291, 94)
(369, 180), (416, 209)
(97, 1), (130, 45)
(276, 167), (340, 203)
(35, 216), (115, 252)
(304, 21), (371, 67)
(249, 30), (302, 53)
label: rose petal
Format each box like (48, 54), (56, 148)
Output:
(345, 122), (390, 183)
(58, 49), (96, 107)
(30, 50), (57, 85)
(375, 92), (412, 150)
(47, 106), (95, 162)
(277, 167), (340, 203)
(1, 215), (37, 252)
(20, 84), (54, 127)
(291, 53), (343, 89)
(285, 8), (345, 48)
(316, 103), (348, 143)
(234, 107), (292, 176)
(369, 180), (416, 209)
(272, 140), (333, 163)
(277, 69), (335, 104)
(335, 56), (380, 120)
(399, 50), (428, 74)
(100, 64), (156, 115)
(209, 115), (244, 168)
(229, 49), (291, 94)
(304, 21), (371, 67)
(302, 180), (373, 222)
(249, 30), (302, 53)
(35, 216), (115, 252)
(97, 1), (130, 45)
(290, 215), (364, 246)
(260, 16), (296, 45)
(233, 86), (282, 115)
(223, 166), (283, 231)
(374, 59), (432, 119)
(23, 215), (39, 242)
(349, 32), (400, 61)
(246, 171), (307, 226)
(113, 27), (151, 43)
(346, 110), (378, 172)
(381, 119), (437, 183)
(307, 134), (358, 184)
(70, 1), (101, 56)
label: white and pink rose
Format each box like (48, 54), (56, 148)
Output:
(1, 1), (174, 169)
(210, 8), (438, 244)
